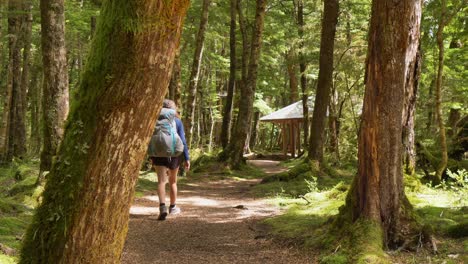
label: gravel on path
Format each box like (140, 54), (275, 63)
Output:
(121, 160), (314, 264)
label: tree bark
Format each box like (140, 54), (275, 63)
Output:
(5, 0), (26, 161)
(286, 48), (299, 103)
(308, 0), (339, 161)
(39, 0), (70, 172)
(19, 0), (34, 149)
(297, 0), (309, 147)
(403, 46), (421, 176)
(168, 49), (182, 107)
(184, 0), (211, 149)
(249, 111), (260, 150)
(20, 1), (189, 263)
(345, 0), (422, 248)
(220, 0), (237, 149)
(228, 0), (267, 168)
(29, 60), (43, 156)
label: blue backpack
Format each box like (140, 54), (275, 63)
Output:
(148, 108), (184, 157)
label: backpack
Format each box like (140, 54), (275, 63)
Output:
(147, 108), (184, 157)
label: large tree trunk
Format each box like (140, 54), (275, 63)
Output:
(228, 0), (267, 168)
(220, 0), (237, 149)
(403, 46), (421, 176)
(297, 0), (309, 147)
(20, 1), (189, 262)
(184, 0), (211, 149)
(344, 0), (422, 251)
(308, 0), (339, 161)
(39, 0), (70, 172)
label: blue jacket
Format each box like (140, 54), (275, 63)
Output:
(175, 118), (190, 161)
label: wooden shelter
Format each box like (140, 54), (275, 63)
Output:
(260, 97), (313, 158)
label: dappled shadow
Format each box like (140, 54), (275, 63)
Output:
(123, 175), (313, 263)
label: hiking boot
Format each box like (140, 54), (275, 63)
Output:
(158, 205), (168, 220)
(169, 205), (181, 215)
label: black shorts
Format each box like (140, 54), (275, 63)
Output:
(150, 156), (182, 170)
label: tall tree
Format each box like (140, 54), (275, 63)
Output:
(39, 0), (70, 172)
(220, 0), (237, 149)
(225, 0), (267, 168)
(297, 0), (309, 146)
(20, 1), (189, 262)
(433, 0), (465, 182)
(184, 0), (211, 148)
(168, 49), (182, 107)
(286, 48), (299, 103)
(342, 0), (422, 252)
(4, 0), (27, 161)
(308, 0), (339, 161)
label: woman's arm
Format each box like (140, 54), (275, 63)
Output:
(175, 118), (190, 162)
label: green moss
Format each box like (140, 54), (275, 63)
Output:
(0, 254), (17, 264)
(320, 254), (348, 264)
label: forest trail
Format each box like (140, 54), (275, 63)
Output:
(121, 160), (312, 264)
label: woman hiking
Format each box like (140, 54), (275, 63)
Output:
(148, 99), (190, 220)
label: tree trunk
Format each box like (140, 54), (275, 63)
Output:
(29, 61), (43, 156)
(20, 1), (189, 263)
(19, 0), (34, 147)
(6, 0), (26, 161)
(249, 111), (260, 150)
(286, 48), (298, 103)
(0, 0), (11, 162)
(308, 0), (339, 161)
(297, 0), (309, 147)
(228, 0), (267, 168)
(184, 0), (211, 149)
(434, 0), (451, 183)
(328, 86), (340, 161)
(403, 46), (421, 176)
(425, 79), (435, 132)
(39, 0), (70, 172)
(344, 0), (422, 250)
(168, 49), (182, 108)
(220, 0), (237, 149)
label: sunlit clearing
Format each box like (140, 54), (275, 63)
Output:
(129, 206), (158, 215)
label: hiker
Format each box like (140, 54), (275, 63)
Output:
(148, 99), (190, 220)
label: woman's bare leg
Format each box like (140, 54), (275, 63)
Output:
(155, 166), (168, 205)
(168, 167), (179, 205)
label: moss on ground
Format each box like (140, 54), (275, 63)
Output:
(0, 160), (41, 261)
(261, 160), (467, 263)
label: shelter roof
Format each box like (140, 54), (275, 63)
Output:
(260, 97), (314, 122)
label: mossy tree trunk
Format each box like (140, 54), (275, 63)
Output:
(20, 1), (189, 263)
(39, 0), (70, 172)
(220, 0), (237, 150)
(184, 0), (211, 149)
(344, 0), (422, 251)
(308, 0), (339, 162)
(224, 0), (267, 168)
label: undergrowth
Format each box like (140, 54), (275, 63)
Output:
(0, 159), (42, 262)
(260, 160), (468, 264)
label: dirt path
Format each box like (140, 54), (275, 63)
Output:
(121, 160), (313, 263)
